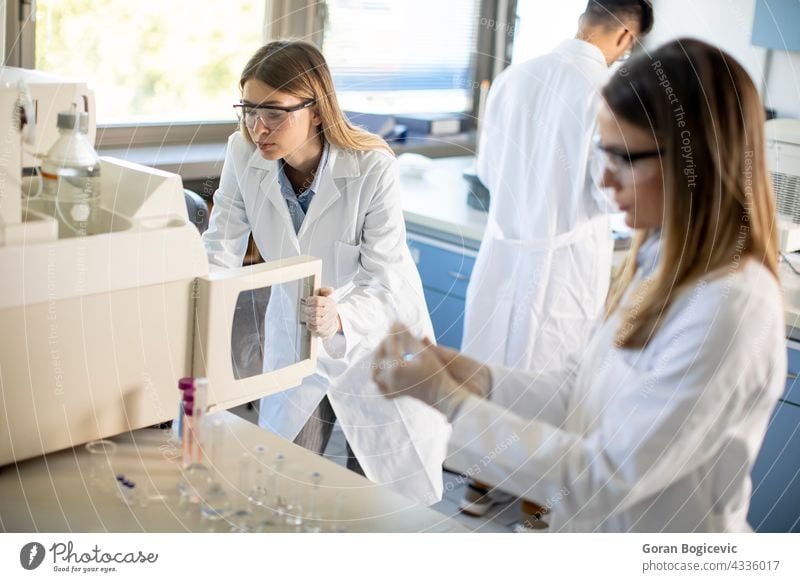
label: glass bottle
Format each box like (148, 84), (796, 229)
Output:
(40, 105), (101, 238)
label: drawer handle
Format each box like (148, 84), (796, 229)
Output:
(448, 270), (469, 281)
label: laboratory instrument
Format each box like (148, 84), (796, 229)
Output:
(0, 67), (322, 467)
(767, 118), (800, 251)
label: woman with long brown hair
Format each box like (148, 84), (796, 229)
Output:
(203, 40), (449, 505)
(373, 38), (786, 531)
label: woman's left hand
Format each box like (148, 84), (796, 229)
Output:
(304, 287), (342, 340)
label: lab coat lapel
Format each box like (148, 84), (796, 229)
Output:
(249, 149), (301, 254)
(297, 146), (359, 240)
(297, 168), (340, 240)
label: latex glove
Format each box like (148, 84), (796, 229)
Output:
(303, 287), (341, 340)
(420, 337), (492, 398)
(372, 323), (471, 418)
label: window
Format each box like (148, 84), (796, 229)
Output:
(34, 0), (266, 126)
(511, 0), (587, 64)
(322, 0), (481, 114)
(16, 0), (496, 147)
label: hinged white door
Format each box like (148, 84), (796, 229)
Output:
(192, 255), (321, 413)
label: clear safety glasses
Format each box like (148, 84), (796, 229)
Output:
(233, 100), (316, 131)
(593, 137), (661, 183)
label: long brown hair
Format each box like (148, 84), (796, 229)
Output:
(603, 38), (779, 348)
(238, 39), (393, 156)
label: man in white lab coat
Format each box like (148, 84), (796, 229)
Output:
(459, 0), (654, 528)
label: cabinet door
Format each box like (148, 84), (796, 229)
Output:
(423, 287), (467, 349)
(193, 255), (321, 412)
(748, 399), (800, 532)
(407, 236), (475, 299)
(784, 344), (800, 406)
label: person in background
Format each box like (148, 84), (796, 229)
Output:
(202, 40), (450, 505)
(460, 0), (654, 529)
(376, 38), (785, 532)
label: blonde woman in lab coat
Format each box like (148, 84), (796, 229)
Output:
(373, 39), (786, 531)
(203, 40), (449, 504)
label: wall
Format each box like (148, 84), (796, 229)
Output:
(0, 3), (5, 63)
(648, 0), (800, 118)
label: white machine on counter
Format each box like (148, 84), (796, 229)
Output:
(0, 68), (320, 466)
(767, 118), (800, 252)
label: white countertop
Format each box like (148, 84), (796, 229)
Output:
(0, 411), (466, 533)
(399, 155), (630, 249)
(400, 156), (487, 248)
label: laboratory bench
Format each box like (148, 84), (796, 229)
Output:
(0, 411), (466, 533)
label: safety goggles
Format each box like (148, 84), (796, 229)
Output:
(593, 138), (661, 183)
(233, 100), (316, 131)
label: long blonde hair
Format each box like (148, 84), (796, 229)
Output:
(603, 38), (779, 349)
(238, 39), (393, 156)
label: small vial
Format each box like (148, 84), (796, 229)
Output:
(177, 391), (210, 503)
(229, 452), (254, 532)
(272, 453), (287, 510)
(191, 378), (209, 465)
(116, 475), (136, 506)
(304, 471), (323, 532)
(172, 377), (195, 441)
(200, 419), (229, 521)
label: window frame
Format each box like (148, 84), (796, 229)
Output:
(4, 0), (514, 148)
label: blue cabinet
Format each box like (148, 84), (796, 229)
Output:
(748, 343), (800, 532)
(407, 234), (476, 349)
(748, 398), (800, 532)
(422, 288), (469, 349)
(783, 344), (800, 406)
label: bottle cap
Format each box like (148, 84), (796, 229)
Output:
(178, 377), (194, 391)
(57, 109), (89, 133)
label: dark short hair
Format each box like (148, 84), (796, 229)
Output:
(583, 0), (654, 35)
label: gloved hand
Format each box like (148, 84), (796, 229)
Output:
(372, 323), (486, 418)
(303, 287), (341, 340)
(420, 337), (492, 398)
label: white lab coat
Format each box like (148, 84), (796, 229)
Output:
(463, 39), (614, 373)
(203, 132), (450, 504)
(447, 237), (787, 531)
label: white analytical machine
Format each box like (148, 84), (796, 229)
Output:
(0, 68), (320, 466)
